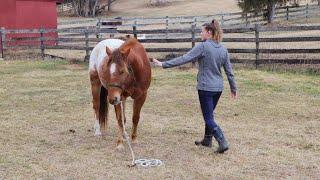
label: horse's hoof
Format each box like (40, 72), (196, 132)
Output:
(94, 131), (102, 137)
(131, 139), (138, 144)
(116, 144), (125, 151)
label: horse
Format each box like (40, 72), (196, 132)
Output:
(89, 38), (124, 136)
(89, 38), (151, 149)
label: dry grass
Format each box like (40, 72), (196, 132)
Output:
(0, 60), (319, 179)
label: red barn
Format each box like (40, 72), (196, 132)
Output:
(0, 0), (63, 46)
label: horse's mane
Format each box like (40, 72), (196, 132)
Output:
(120, 38), (139, 55)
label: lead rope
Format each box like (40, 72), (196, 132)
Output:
(120, 101), (163, 168)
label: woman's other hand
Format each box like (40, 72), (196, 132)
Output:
(231, 91), (237, 99)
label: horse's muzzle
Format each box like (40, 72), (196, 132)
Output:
(109, 96), (121, 105)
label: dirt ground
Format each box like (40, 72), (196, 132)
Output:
(0, 60), (319, 179)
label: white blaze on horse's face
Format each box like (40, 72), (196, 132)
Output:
(110, 63), (116, 77)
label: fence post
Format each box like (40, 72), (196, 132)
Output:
(133, 25), (137, 39)
(56, 28), (59, 46)
(255, 24), (260, 69)
(220, 15), (224, 28)
(191, 24), (195, 48)
(1, 27), (6, 52)
(0, 27), (4, 60)
(85, 27), (89, 62)
(245, 13), (249, 27)
(40, 28), (45, 60)
(286, 6), (289, 21)
(96, 18), (101, 38)
(306, 3), (309, 21)
(166, 16), (169, 39)
(134, 19), (137, 27)
(193, 17), (197, 48)
(191, 23), (196, 67)
(133, 19), (137, 39)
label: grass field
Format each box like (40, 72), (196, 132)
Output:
(0, 60), (319, 179)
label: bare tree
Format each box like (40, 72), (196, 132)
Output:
(312, 0), (320, 5)
(149, 0), (170, 6)
(71, 0), (100, 17)
(237, 0), (308, 23)
(108, 0), (112, 11)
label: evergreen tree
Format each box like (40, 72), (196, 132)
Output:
(237, 0), (289, 23)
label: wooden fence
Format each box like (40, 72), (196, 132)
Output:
(1, 24), (319, 67)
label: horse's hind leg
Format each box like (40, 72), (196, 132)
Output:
(132, 93), (147, 144)
(90, 71), (103, 136)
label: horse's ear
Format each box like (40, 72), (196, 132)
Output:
(120, 38), (137, 57)
(120, 46), (130, 57)
(106, 46), (112, 57)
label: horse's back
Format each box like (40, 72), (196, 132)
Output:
(89, 39), (124, 71)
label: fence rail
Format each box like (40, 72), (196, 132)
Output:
(6, 36), (320, 43)
(1, 24), (319, 67)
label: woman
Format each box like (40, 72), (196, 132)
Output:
(152, 19), (237, 153)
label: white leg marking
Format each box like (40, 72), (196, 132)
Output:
(94, 120), (102, 136)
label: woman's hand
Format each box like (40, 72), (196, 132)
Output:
(231, 91), (237, 99)
(152, 58), (163, 67)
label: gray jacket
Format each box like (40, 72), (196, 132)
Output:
(162, 40), (237, 92)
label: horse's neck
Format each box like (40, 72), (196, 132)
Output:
(128, 50), (145, 70)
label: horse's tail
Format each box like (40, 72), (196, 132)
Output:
(99, 86), (108, 129)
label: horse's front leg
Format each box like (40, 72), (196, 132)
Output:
(132, 93), (147, 144)
(114, 100), (127, 150)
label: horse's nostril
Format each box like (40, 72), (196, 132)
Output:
(109, 97), (120, 105)
(110, 99), (115, 104)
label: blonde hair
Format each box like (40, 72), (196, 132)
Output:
(203, 19), (223, 43)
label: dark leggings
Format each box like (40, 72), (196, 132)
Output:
(198, 90), (222, 131)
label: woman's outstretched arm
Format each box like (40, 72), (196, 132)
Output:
(153, 43), (204, 68)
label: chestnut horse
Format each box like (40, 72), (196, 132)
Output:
(89, 38), (151, 149)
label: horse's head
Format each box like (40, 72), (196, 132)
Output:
(104, 45), (131, 105)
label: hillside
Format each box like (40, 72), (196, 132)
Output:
(60, 0), (241, 19)
(108, 0), (240, 18)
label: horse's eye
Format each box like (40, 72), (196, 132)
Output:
(119, 70), (124, 74)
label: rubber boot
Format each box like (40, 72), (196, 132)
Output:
(195, 125), (212, 148)
(212, 126), (229, 153)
